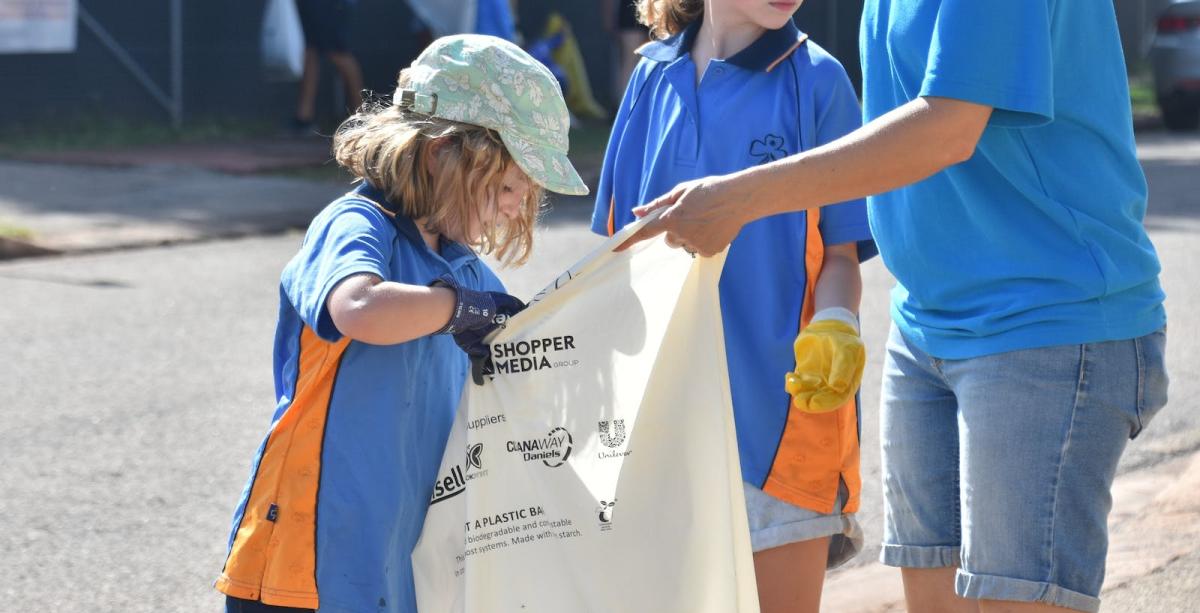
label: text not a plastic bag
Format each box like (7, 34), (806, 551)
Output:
(413, 215), (759, 612)
(260, 0), (304, 81)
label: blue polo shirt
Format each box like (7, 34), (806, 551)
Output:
(592, 21), (876, 511)
(861, 0), (1166, 358)
(217, 183), (504, 612)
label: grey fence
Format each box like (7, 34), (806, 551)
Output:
(0, 1), (1157, 131)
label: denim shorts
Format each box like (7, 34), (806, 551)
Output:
(225, 596), (313, 613)
(743, 481), (863, 568)
(879, 325), (1169, 612)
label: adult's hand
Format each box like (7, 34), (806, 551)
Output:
(615, 174), (752, 256)
(616, 96), (993, 257)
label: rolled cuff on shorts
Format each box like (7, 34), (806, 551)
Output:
(879, 543), (960, 568)
(956, 570), (1101, 613)
(752, 513), (861, 567)
(744, 482), (863, 568)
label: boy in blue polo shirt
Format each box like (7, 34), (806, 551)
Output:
(216, 35), (588, 613)
(592, 2), (875, 611)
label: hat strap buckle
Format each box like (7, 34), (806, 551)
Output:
(398, 89), (438, 115)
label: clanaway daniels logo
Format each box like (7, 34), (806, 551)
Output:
(508, 427), (573, 467)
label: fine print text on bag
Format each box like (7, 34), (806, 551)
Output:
(413, 214), (760, 612)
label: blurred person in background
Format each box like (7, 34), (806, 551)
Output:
(476, 0), (519, 41)
(603, 0), (648, 98)
(293, 0), (364, 133)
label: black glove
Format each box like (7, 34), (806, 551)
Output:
(430, 274), (525, 384)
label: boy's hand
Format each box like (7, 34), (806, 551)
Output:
(430, 274), (526, 384)
(785, 307), (865, 413)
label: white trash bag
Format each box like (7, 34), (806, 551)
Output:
(403, 0), (477, 39)
(413, 214), (759, 612)
(260, 0), (305, 81)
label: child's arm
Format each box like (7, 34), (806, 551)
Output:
(786, 242), (867, 413)
(813, 242), (863, 315)
(326, 273), (458, 345)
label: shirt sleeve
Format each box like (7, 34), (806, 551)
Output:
(590, 59), (652, 237)
(282, 200), (394, 342)
(812, 58), (878, 262)
(921, 0), (1054, 128)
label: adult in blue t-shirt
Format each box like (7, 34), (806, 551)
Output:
(620, 2), (1169, 611)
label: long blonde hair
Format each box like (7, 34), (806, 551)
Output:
(637, 0), (704, 39)
(332, 73), (543, 266)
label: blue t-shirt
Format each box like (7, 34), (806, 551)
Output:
(591, 21), (876, 506)
(861, 0), (1166, 358)
(218, 183), (504, 612)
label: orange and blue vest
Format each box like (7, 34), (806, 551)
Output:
(591, 21), (876, 514)
(215, 183), (504, 612)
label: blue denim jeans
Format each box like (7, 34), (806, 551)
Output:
(879, 325), (1168, 612)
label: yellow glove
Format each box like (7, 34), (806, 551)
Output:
(785, 307), (866, 414)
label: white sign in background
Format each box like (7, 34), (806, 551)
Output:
(0, 0), (77, 54)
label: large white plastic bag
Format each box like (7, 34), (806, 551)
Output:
(413, 215), (759, 612)
(261, 0), (305, 81)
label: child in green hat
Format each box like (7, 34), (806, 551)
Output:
(215, 34), (587, 613)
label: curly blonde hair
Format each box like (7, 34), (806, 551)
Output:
(332, 72), (544, 266)
(637, 0), (704, 39)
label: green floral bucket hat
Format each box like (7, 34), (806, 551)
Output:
(395, 34), (589, 196)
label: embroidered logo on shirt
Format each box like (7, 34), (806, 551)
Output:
(749, 133), (788, 163)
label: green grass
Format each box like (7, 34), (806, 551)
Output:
(1131, 81), (1158, 116)
(0, 116), (278, 156)
(1127, 63), (1160, 118)
(0, 222), (34, 240)
(570, 119), (614, 163)
(0, 112), (615, 186)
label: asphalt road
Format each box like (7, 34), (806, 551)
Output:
(1, 134), (1196, 612)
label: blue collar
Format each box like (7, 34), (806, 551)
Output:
(637, 19), (807, 71)
(353, 182), (424, 246)
(350, 182), (476, 265)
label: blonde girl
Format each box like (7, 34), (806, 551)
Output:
(216, 35), (587, 613)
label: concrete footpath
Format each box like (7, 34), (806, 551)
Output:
(2, 133), (1199, 611)
(0, 160), (346, 257)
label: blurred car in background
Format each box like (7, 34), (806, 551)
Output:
(1151, 0), (1200, 131)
